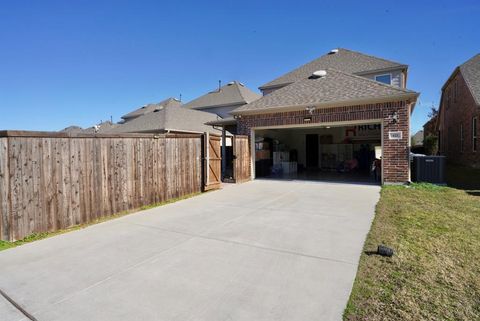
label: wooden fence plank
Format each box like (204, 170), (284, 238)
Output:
(0, 138), (10, 241)
(0, 134), (205, 241)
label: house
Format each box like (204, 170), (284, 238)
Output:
(60, 121), (118, 134)
(183, 81), (261, 181)
(183, 81), (261, 133)
(106, 97), (221, 135)
(183, 81), (261, 118)
(120, 98), (181, 123)
(411, 130), (424, 148)
(229, 48), (419, 184)
(437, 53), (480, 168)
(423, 115), (438, 138)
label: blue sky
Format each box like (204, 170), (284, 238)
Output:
(0, 0), (479, 133)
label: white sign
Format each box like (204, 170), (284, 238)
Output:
(388, 131), (403, 140)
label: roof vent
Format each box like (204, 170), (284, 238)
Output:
(328, 48), (339, 55)
(153, 107), (164, 112)
(309, 70), (327, 79)
(227, 82), (235, 86)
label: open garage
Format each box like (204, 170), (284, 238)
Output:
(253, 123), (382, 183)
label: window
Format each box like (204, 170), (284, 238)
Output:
(375, 74), (392, 85)
(460, 123), (464, 152)
(473, 117), (478, 152)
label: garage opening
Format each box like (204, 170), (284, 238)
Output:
(254, 124), (382, 184)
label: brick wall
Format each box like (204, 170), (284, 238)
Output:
(438, 72), (480, 168)
(237, 101), (412, 183)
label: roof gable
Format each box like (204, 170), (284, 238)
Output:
(107, 104), (220, 134)
(183, 81), (261, 110)
(234, 68), (418, 114)
(121, 98), (181, 121)
(460, 53), (480, 105)
(260, 48), (407, 90)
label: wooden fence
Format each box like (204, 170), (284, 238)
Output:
(0, 131), (204, 241)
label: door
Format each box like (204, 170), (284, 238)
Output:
(306, 134), (319, 168)
(233, 135), (251, 183)
(203, 133), (222, 190)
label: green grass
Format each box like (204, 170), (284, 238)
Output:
(0, 192), (200, 252)
(344, 183), (480, 321)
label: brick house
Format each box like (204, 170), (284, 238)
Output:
(437, 53), (480, 168)
(230, 48), (419, 184)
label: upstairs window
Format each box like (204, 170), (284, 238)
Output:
(375, 74), (392, 85)
(473, 117), (478, 152)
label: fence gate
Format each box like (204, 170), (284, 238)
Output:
(233, 135), (251, 183)
(203, 133), (222, 190)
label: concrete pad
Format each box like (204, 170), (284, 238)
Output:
(0, 180), (380, 321)
(0, 295), (26, 321)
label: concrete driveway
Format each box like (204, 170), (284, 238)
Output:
(0, 180), (380, 321)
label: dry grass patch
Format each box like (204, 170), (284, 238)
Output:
(344, 184), (480, 321)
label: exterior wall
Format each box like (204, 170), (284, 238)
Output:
(361, 69), (405, 88)
(236, 101), (412, 184)
(438, 72), (480, 168)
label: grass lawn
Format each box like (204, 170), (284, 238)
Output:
(344, 184), (480, 321)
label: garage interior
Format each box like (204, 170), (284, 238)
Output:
(254, 123), (382, 183)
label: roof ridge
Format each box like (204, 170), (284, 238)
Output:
(337, 48), (407, 69)
(326, 67), (416, 94)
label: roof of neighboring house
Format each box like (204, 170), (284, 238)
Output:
(183, 81), (261, 110)
(61, 125), (84, 133)
(106, 102), (221, 134)
(121, 98), (182, 121)
(459, 53), (480, 105)
(259, 48), (407, 90)
(233, 68), (418, 115)
(83, 121), (119, 133)
(411, 130), (424, 147)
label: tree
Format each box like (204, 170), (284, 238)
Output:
(428, 106), (438, 119)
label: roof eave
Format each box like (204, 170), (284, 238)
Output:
(232, 93), (419, 116)
(354, 65), (409, 76)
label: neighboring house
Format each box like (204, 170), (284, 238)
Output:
(83, 121), (118, 134)
(61, 125), (84, 133)
(437, 53), (480, 168)
(230, 48), (419, 184)
(183, 81), (261, 132)
(60, 121), (118, 134)
(423, 115), (438, 138)
(120, 98), (181, 123)
(106, 97), (221, 135)
(411, 130), (424, 148)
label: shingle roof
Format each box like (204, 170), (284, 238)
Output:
(260, 48), (407, 90)
(460, 53), (480, 105)
(107, 102), (221, 134)
(82, 121), (119, 133)
(183, 81), (261, 109)
(234, 69), (418, 114)
(121, 98), (181, 121)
